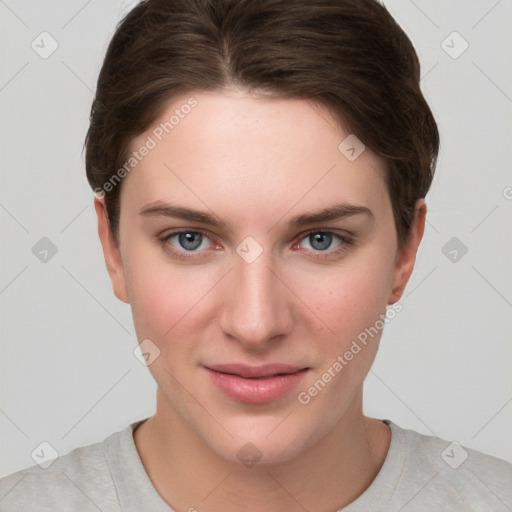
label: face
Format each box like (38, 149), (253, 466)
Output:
(96, 87), (424, 465)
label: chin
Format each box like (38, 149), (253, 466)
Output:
(203, 417), (328, 468)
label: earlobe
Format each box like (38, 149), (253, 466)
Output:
(94, 197), (130, 304)
(388, 199), (427, 304)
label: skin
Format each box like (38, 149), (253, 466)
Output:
(94, 87), (426, 512)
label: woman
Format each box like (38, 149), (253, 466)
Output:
(1, 0), (510, 510)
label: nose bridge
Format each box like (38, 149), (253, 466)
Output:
(220, 248), (292, 345)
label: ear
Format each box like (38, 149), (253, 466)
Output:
(388, 199), (427, 304)
(94, 196), (129, 304)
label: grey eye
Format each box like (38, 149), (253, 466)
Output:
(307, 232), (334, 251)
(177, 232), (204, 251)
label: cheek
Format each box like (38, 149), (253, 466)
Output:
(294, 246), (396, 404)
(125, 251), (211, 340)
(294, 256), (396, 415)
(122, 238), (225, 379)
(295, 251), (396, 343)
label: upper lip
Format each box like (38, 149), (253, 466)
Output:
(205, 363), (308, 379)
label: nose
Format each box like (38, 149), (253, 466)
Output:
(219, 249), (294, 351)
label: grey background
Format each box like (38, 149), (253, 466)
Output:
(1, 0), (511, 477)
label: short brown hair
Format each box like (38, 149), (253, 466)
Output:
(85, 0), (439, 245)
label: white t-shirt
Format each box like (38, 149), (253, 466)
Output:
(1, 418), (511, 511)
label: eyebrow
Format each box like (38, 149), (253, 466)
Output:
(139, 201), (373, 228)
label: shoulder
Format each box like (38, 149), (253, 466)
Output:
(391, 421), (512, 510)
(0, 431), (123, 512)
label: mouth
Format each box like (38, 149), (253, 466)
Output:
(203, 364), (310, 404)
(205, 363), (309, 379)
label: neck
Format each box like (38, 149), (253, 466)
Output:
(134, 389), (390, 512)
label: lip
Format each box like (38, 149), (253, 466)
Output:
(204, 364), (309, 404)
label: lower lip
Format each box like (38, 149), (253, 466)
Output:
(205, 367), (309, 404)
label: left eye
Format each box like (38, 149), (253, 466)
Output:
(298, 231), (344, 252)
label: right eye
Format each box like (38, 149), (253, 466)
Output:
(159, 229), (218, 259)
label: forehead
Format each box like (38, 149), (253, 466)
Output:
(121, 89), (389, 226)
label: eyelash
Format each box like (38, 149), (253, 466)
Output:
(158, 228), (354, 261)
